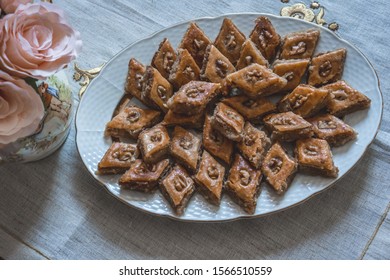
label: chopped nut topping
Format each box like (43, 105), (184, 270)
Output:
(150, 132), (162, 142)
(268, 157), (283, 173)
(186, 86), (204, 98)
(179, 136), (193, 150)
(215, 59), (229, 78)
(259, 29), (273, 49)
(291, 94), (308, 109)
(135, 162), (156, 174)
(207, 164), (219, 180)
(183, 66), (196, 79)
(245, 69), (263, 83)
(272, 116), (297, 126)
(112, 148), (136, 162)
(290, 41), (307, 55)
(226, 110), (240, 121)
(318, 120), (337, 129)
(332, 90), (348, 101)
(239, 169), (251, 186)
(304, 145), (319, 156)
(163, 52), (174, 71)
(284, 71), (295, 81)
(224, 31), (237, 49)
(319, 60), (332, 77)
(135, 73), (143, 90)
(157, 85), (167, 101)
(127, 110), (140, 123)
(173, 174), (188, 192)
(245, 55), (253, 65)
(193, 39), (204, 50)
(244, 132), (257, 146)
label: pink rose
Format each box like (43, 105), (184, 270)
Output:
(0, 2), (82, 79)
(0, 70), (44, 144)
(0, 0), (31, 14)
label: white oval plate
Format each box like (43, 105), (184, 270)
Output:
(76, 13), (382, 222)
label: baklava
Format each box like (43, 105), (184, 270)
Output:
(322, 80), (371, 117)
(296, 138), (338, 177)
(105, 106), (161, 139)
(262, 142), (297, 194)
(167, 80), (221, 116)
(223, 63), (287, 98)
(225, 154), (263, 214)
(249, 16), (281, 61)
(138, 124), (170, 163)
(214, 18), (246, 65)
(278, 84), (331, 118)
(151, 38), (177, 79)
(160, 164), (195, 215)
(237, 122), (271, 169)
(119, 159), (170, 192)
(263, 111), (313, 142)
(200, 44), (236, 83)
(97, 143), (139, 174)
(203, 114), (234, 164)
(179, 22), (212, 67)
(194, 150), (225, 205)
(308, 48), (347, 86)
(170, 126), (202, 172)
(210, 102), (245, 142)
(308, 114), (357, 146)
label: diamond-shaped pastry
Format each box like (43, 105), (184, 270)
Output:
(170, 126), (202, 172)
(167, 81), (221, 116)
(236, 39), (268, 70)
(279, 29), (320, 60)
(162, 109), (204, 129)
(308, 48), (347, 86)
(308, 114), (357, 146)
(261, 142), (297, 194)
(179, 22), (212, 68)
(97, 143), (139, 174)
(138, 124), (170, 164)
(200, 45), (236, 83)
(124, 58), (148, 105)
(194, 150), (225, 205)
(203, 114), (233, 164)
(160, 165), (195, 215)
(249, 16), (281, 61)
(105, 106), (161, 139)
(214, 18), (246, 65)
(225, 154), (263, 214)
(151, 38), (177, 79)
(272, 59), (310, 91)
(142, 66), (173, 112)
(119, 159), (170, 192)
(278, 84), (331, 118)
(263, 111), (313, 142)
(223, 63), (287, 98)
(237, 122), (271, 169)
(296, 138), (338, 177)
(169, 48), (200, 89)
(221, 95), (276, 123)
(322, 80), (371, 117)
(210, 102), (245, 142)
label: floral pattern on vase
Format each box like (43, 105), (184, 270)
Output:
(0, 70), (73, 163)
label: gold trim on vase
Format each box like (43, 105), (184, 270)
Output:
(73, 63), (106, 98)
